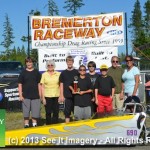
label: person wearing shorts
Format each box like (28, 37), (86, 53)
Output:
(108, 56), (124, 110)
(18, 57), (41, 128)
(59, 56), (78, 123)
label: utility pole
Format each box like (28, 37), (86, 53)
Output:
(27, 16), (30, 57)
(125, 12), (128, 56)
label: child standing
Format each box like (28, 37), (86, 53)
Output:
(95, 64), (115, 115)
(69, 65), (93, 120)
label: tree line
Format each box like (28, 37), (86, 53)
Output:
(0, 0), (149, 68)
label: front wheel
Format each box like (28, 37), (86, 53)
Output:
(139, 124), (147, 145)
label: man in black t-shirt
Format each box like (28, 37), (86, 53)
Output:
(59, 56), (78, 123)
(69, 65), (93, 121)
(18, 57), (41, 128)
(86, 61), (99, 115)
(95, 64), (115, 115)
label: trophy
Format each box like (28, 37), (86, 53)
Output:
(73, 76), (79, 93)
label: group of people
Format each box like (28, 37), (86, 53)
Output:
(18, 55), (140, 128)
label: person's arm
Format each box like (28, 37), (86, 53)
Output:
(145, 81), (150, 87)
(18, 83), (24, 101)
(79, 89), (93, 95)
(18, 72), (24, 101)
(41, 83), (46, 105)
(132, 75), (140, 96)
(69, 85), (75, 93)
(111, 88), (115, 98)
(38, 83), (42, 101)
(120, 82), (124, 100)
(79, 77), (93, 95)
(110, 76), (115, 98)
(95, 89), (98, 105)
(59, 82), (65, 102)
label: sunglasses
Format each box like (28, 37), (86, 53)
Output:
(100, 69), (108, 71)
(126, 60), (132, 62)
(88, 66), (94, 68)
(79, 69), (86, 71)
(48, 64), (54, 67)
(112, 60), (119, 63)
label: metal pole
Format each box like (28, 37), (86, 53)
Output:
(27, 16), (30, 57)
(125, 12), (128, 56)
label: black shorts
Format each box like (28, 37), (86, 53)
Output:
(64, 98), (74, 118)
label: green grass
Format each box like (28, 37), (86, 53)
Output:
(5, 105), (65, 131)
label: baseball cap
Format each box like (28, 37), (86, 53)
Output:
(100, 64), (108, 70)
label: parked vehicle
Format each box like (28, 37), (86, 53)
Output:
(0, 61), (23, 110)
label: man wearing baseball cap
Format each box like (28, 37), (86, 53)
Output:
(95, 64), (115, 115)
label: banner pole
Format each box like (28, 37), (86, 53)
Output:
(27, 16), (30, 57)
(125, 12), (128, 56)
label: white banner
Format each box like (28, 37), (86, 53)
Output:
(31, 12), (124, 49)
(38, 47), (118, 72)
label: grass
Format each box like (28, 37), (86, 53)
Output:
(5, 104), (150, 131)
(5, 105), (65, 131)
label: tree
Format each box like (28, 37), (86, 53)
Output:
(129, 0), (143, 41)
(44, 0), (59, 16)
(129, 0), (150, 69)
(129, 0), (144, 57)
(11, 46), (17, 61)
(1, 14), (14, 50)
(63, 0), (85, 16)
(30, 49), (38, 68)
(29, 9), (41, 16)
(144, 0), (150, 37)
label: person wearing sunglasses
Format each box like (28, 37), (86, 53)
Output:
(95, 64), (115, 116)
(40, 59), (60, 125)
(18, 57), (41, 128)
(86, 61), (99, 115)
(122, 55), (140, 98)
(107, 56), (124, 111)
(69, 65), (93, 121)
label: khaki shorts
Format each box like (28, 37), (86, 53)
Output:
(113, 94), (124, 110)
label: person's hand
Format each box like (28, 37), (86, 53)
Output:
(132, 93), (136, 97)
(79, 91), (84, 95)
(110, 95), (113, 100)
(42, 98), (46, 105)
(58, 96), (65, 102)
(95, 99), (98, 105)
(91, 97), (95, 102)
(19, 96), (24, 101)
(119, 92), (124, 100)
(72, 90), (77, 94)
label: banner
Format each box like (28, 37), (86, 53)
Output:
(31, 12), (124, 49)
(38, 47), (118, 72)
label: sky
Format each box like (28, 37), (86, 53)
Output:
(0, 0), (146, 55)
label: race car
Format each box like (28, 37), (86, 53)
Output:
(5, 102), (150, 146)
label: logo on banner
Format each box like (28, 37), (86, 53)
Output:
(107, 30), (123, 35)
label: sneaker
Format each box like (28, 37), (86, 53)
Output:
(24, 125), (29, 128)
(33, 125), (37, 127)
